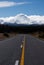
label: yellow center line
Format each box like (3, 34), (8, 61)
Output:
(20, 35), (25, 65)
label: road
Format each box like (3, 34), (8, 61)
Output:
(25, 35), (44, 65)
(0, 34), (44, 65)
(0, 34), (24, 65)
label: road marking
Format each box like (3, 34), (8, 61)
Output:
(15, 60), (19, 65)
(20, 44), (23, 48)
(20, 41), (24, 48)
(20, 35), (25, 65)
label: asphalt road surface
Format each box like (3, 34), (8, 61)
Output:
(0, 34), (24, 65)
(0, 34), (44, 65)
(25, 35), (44, 65)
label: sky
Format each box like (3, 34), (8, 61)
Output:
(0, 0), (44, 24)
(0, 0), (44, 17)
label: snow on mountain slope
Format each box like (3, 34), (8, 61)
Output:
(14, 14), (32, 24)
(0, 13), (44, 25)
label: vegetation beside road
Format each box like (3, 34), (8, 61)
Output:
(0, 33), (17, 41)
(0, 24), (44, 40)
(30, 32), (44, 40)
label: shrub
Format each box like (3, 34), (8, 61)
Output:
(3, 33), (9, 37)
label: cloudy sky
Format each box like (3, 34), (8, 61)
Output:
(0, 0), (44, 24)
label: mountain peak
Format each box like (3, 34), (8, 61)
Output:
(14, 13), (30, 24)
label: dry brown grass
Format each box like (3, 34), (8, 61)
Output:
(0, 32), (44, 41)
(30, 32), (44, 41)
(0, 33), (17, 41)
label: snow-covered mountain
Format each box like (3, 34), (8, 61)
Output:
(0, 13), (44, 25)
(3, 14), (33, 25)
(14, 14), (40, 24)
(14, 14), (31, 24)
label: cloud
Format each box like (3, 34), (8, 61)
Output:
(28, 15), (44, 24)
(0, 14), (44, 24)
(0, 16), (15, 24)
(0, 1), (30, 7)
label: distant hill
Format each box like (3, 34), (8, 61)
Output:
(0, 24), (44, 33)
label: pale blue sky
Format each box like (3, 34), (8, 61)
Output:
(0, 0), (44, 17)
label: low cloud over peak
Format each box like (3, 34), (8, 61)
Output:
(0, 13), (44, 24)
